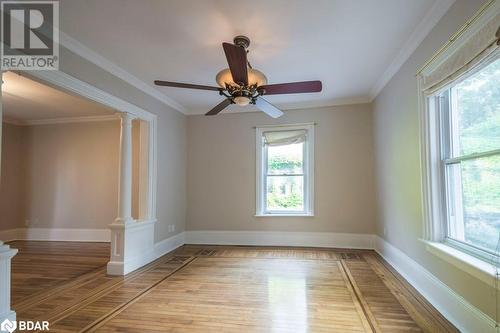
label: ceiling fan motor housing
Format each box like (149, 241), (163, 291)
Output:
(233, 35), (250, 49)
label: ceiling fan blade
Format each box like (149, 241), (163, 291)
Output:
(222, 42), (248, 86)
(259, 81), (322, 95)
(255, 97), (284, 118)
(154, 80), (220, 91)
(205, 99), (232, 116)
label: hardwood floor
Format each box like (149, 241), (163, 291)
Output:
(9, 242), (458, 332)
(9, 241), (110, 305)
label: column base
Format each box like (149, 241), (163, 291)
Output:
(106, 219), (156, 276)
(0, 243), (17, 331)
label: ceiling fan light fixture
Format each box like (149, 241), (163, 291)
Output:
(154, 35), (322, 118)
(216, 68), (267, 88)
(233, 96), (251, 106)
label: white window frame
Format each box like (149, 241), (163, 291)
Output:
(420, 52), (500, 266)
(255, 123), (314, 217)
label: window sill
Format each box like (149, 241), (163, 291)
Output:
(254, 214), (314, 217)
(420, 239), (499, 288)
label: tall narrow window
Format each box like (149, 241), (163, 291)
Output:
(256, 124), (314, 216)
(438, 57), (500, 259)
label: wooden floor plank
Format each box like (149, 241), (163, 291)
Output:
(9, 241), (110, 306)
(8, 242), (458, 333)
(92, 257), (370, 333)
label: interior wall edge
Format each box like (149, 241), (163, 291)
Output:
(374, 235), (497, 333)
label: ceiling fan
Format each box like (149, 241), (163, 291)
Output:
(154, 35), (322, 118)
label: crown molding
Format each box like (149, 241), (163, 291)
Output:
(280, 96), (373, 110)
(369, 0), (456, 100)
(186, 96), (372, 115)
(2, 116), (25, 126)
(59, 31), (188, 114)
(2, 114), (119, 126)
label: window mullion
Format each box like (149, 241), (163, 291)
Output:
(444, 149), (500, 164)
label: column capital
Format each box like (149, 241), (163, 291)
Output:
(115, 111), (137, 121)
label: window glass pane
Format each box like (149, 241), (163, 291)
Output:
(447, 155), (500, 253)
(267, 143), (304, 175)
(266, 175), (304, 211)
(451, 59), (500, 156)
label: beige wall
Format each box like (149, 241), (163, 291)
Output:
(0, 120), (121, 231)
(372, 0), (497, 319)
(0, 123), (28, 230)
(58, 47), (187, 243)
(187, 105), (376, 233)
(25, 121), (120, 229)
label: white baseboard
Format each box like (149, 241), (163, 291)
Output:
(154, 232), (185, 259)
(107, 232), (186, 275)
(184, 230), (375, 249)
(374, 236), (497, 333)
(0, 229), (22, 242)
(0, 228), (110, 242)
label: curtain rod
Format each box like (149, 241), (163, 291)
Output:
(252, 122), (316, 129)
(415, 0), (495, 76)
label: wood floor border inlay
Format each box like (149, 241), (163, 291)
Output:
(10, 243), (458, 332)
(81, 256), (198, 332)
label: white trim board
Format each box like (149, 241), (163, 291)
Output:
(184, 231), (375, 249)
(3, 115), (119, 126)
(154, 232), (186, 258)
(0, 228), (110, 242)
(374, 236), (497, 333)
(23, 70), (157, 122)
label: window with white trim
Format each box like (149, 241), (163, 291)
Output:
(432, 56), (500, 261)
(256, 124), (314, 216)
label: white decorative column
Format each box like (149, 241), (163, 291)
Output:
(107, 112), (157, 276)
(0, 72), (18, 323)
(0, 242), (17, 323)
(116, 112), (134, 224)
(107, 112), (135, 275)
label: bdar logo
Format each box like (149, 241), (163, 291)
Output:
(0, 319), (17, 333)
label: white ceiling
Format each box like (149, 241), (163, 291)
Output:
(2, 72), (115, 122)
(59, 0), (447, 115)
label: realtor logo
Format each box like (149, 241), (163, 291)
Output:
(0, 319), (16, 333)
(1, 0), (59, 70)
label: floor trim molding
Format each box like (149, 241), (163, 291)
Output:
(374, 235), (497, 333)
(0, 228), (110, 242)
(184, 230), (375, 249)
(154, 232), (186, 259)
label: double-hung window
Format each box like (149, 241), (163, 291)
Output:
(256, 124), (314, 216)
(418, 0), (500, 269)
(436, 57), (500, 260)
